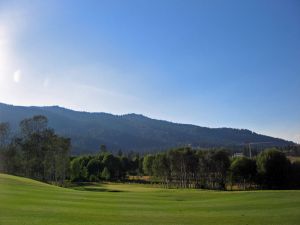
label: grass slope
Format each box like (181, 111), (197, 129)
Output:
(0, 173), (300, 225)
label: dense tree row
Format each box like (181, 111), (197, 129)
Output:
(143, 147), (300, 190)
(69, 147), (300, 190)
(143, 148), (231, 189)
(0, 116), (71, 184)
(70, 150), (143, 182)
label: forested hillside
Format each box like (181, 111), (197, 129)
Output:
(0, 103), (293, 154)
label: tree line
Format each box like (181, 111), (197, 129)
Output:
(0, 115), (71, 185)
(69, 147), (300, 190)
(143, 147), (300, 190)
(1, 115), (299, 190)
(70, 147), (143, 182)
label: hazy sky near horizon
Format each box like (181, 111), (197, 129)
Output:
(0, 0), (299, 142)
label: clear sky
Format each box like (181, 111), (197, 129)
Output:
(0, 0), (299, 143)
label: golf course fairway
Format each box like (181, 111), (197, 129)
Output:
(0, 173), (299, 225)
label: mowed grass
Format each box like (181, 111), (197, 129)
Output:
(0, 174), (300, 225)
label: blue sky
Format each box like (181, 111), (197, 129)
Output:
(0, 0), (299, 142)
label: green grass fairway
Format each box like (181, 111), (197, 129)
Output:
(1, 174), (300, 225)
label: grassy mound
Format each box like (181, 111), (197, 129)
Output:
(0, 173), (300, 225)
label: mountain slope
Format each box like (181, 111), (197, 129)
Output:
(0, 103), (293, 153)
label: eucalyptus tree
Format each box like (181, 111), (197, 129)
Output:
(143, 154), (155, 176)
(19, 115), (71, 184)
(152, 153), (170, 187)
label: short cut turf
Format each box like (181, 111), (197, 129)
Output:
(1, 173), (300, 225)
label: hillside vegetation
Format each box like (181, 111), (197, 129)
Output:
(1, 173), (300, 225)
(0, 103), (292, 153)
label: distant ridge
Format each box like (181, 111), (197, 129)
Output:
(0, 102), (293, 154)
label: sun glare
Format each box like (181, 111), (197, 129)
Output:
(13, 69), (21, 83)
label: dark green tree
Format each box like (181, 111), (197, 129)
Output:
(230, 157), (257, 189)
(87, 158), (102, 178)
(102, 153), (121, 179)
(210, 150), (230, 190)
(289, 161), (300, 188)
(257, 148), (290, 189)
(0, 122), (10, 147)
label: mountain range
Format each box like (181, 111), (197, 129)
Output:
(0, 102), (293, 154)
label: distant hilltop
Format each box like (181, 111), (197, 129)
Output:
(0, 102), (294, 154)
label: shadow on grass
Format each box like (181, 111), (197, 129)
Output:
(80, 187), (124, 192)
(70, 182), (126, 193)
(175, 198), (185, 201)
